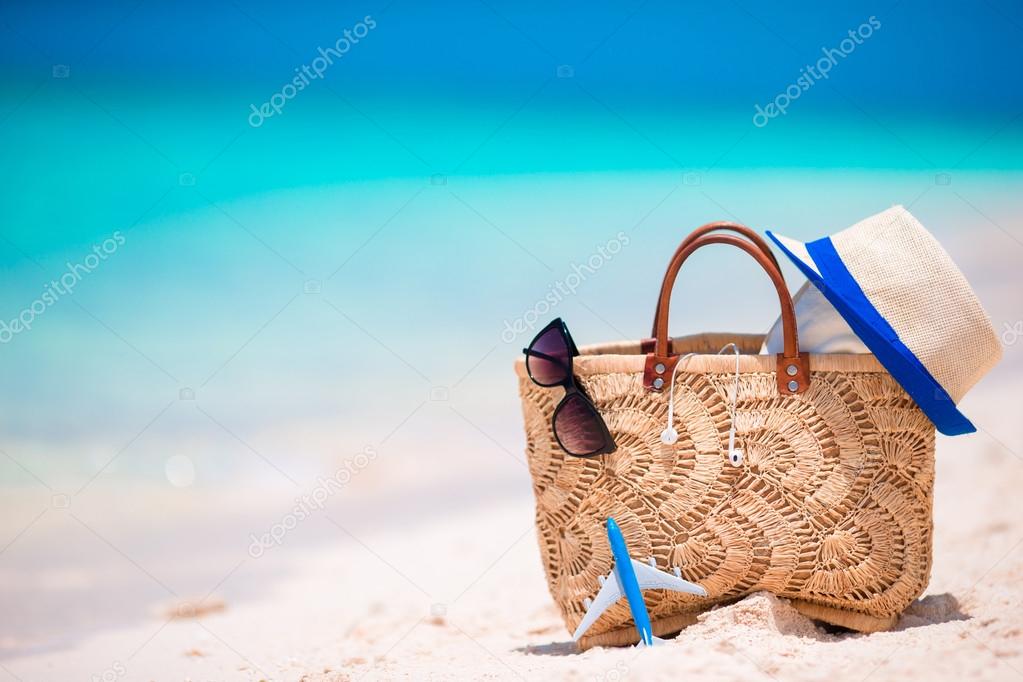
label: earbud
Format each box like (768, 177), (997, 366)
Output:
(720, 344), (744, 468)
(660, 353), (695, 447)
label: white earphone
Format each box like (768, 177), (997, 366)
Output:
(660, 345), (744, 467)
(718, 343), (744, 467)
(660, 353), (695, 445)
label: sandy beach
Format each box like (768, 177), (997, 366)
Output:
(3, 375), (1021, 682)
(3, 1), (1023, 680)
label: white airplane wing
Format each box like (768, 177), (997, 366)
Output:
(571, 570), (625, 641)
(630, 559), (707, 596)
(572, 562), (708, 642)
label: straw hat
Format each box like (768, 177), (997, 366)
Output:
(768, 205), (1002, 436)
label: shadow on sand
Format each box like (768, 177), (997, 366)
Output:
(514, 592), (970, 655)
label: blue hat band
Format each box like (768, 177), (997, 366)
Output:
(788, 236), (974, 436)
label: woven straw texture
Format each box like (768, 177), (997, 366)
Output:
(516, 334), (935, 647)
(831, 205), (1002, 402)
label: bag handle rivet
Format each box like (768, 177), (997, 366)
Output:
(788, 380), (799, 392)
(653, 377), (664, 389)
(655, 363), (666, 374)
(786, 364), (798, 376)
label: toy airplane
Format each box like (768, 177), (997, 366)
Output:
(572, 517), (708, 647)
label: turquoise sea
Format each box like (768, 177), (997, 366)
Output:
(1, 84), (1020, 485)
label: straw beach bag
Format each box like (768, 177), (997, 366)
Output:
(515, 224), (934, 649)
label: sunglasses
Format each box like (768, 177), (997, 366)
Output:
(523, 319), (617, 457)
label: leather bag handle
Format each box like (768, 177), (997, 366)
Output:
(643, 232), (810, 395)
(650, 222), (783, 337)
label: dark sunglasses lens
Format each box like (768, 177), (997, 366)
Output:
(527, 325), (570, 386)
(554, 393), (611, 456)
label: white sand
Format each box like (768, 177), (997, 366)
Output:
(6, 434), (1023, 681)
(4, 380), (1023, 681)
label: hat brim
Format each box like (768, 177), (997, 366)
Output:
(767, 230), (975, 436)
